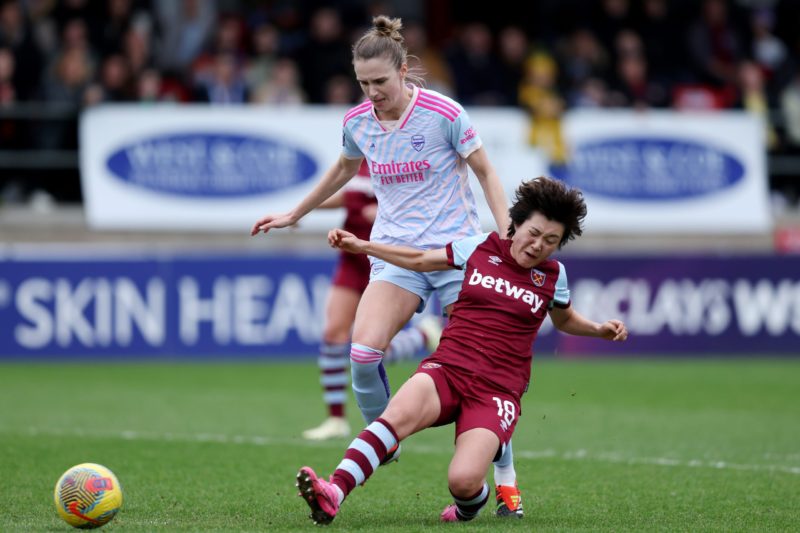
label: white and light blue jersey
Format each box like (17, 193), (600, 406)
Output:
(342, 86), (483, 249)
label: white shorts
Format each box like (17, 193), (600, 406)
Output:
(368, 258), (464, 314)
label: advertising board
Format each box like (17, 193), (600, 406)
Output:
(1, 250), (797, 358)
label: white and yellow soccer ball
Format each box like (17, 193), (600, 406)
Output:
(54, 463), (123, 529)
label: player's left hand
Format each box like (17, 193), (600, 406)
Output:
(599, 319), (628, 341)
(328, 228), (367, 253)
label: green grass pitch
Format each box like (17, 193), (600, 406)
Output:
(0, 358), (798, 532)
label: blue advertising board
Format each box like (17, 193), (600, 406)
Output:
(1, 251), (798, 358)
(0, 252), (333, 358)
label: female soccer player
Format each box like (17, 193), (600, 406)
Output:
(303, 161), (442, 441)
(295, 177), (628, 525)
(251, 15), (521, 514)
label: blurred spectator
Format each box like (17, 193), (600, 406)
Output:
(555, 27), (610, 108)
(446, 22), (506, 106)
(191, 13), (247, 87)
(0, 44), (13, 104)
(0, 45), (24, 151)
(781, 70), (800, 149)
(193, 51), (248, 104)
(0, 0), (45, 100)
(403, 20), (453, 96)
(570, 77), (609, 108)
(606, 30), (668, 109)
(324, 73), (356, 105)
(244, 22), (280, 95)
(42, 46), (92, 105)
(122, 23), (153, 80)
(95, 0), (135, 56)
(736, 60), (778, 150)
(155, 0), (215, 74)
(136, 67), (162, 103)
(264, 1), (305, 56)
(592, 0), (634, 63)
(251, 57), (305, 106)
(686, 0), (744, 91)
(293, 7), (351, 104)
(637, 0), (688, 85)
(748, 7), (791, 104)
(497, 25), (529, 106)
(749, 8), (786, 78)
(519, 51), (567, 163)
(158, 73), (191, 103)
(97, 53), (133, 102)
(38, 46), (91, 150)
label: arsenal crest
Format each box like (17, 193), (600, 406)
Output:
(531, 269), (546, 287)
(411, 134), (425, 151)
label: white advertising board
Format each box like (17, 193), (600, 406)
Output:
(81, 106), (771, 234)
(555, 110), (772, 233)
(79, 105), (543, 233)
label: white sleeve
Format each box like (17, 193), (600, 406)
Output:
(550, 261), (571, 308)
(450, 233), (491, 268)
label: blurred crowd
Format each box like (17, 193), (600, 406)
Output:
(1, 0), (800, 208)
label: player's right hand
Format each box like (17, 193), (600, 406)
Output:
(250, 213), (297, 235)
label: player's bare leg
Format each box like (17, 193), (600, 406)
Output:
(440, 428), (497, 521)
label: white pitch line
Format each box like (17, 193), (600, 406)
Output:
(16, 426), (800, 476)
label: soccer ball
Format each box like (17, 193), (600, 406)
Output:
(54, 463), (123, 529)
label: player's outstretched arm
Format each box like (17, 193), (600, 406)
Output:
(466, 147), (511, 235)
(250, 156), (363, 236)
(549, 306), (628, 342)
(328, 229), (451, 272)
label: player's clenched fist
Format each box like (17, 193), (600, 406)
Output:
(328, 229), (366, 253)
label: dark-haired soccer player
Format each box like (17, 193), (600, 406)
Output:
(296, 177), (628, 524)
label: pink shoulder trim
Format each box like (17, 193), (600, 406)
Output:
(343, 101), (372, 126)
(417, 90), (460, 122)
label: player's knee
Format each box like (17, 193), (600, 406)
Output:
(447, 470), (484, 499)
(322, 319), (352, 344)
(322, 330), (349, 345)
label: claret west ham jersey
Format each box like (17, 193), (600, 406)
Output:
(341, 85), (482, 250)
(436, 232), (571, 397)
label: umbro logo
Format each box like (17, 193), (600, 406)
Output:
(488, 255), (502, 266)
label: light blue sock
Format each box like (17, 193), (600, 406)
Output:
(493, 440), (517, 486)
(350, 343), (390, 423)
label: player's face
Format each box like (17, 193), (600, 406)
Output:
(354, 56), (410, 119)
(510, 212), (564, 269)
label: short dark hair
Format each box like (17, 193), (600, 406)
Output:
(506, 177), (586, 248)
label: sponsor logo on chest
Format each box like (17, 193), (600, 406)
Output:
(468, 267), (544, 314)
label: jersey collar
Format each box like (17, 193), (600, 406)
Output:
(371, 84), (420, 132)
